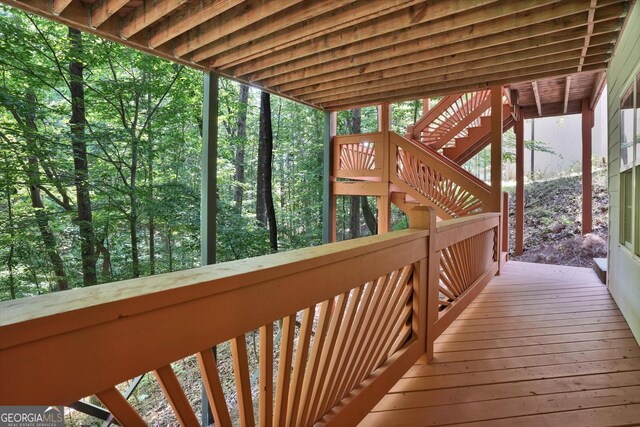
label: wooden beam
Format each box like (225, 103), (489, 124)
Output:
(333, 182), (389, 196)
(311, 54), (608, 108)
(272, 21), (618, 93)
(244, 0), (619, 82)
(52, 0), (72, 14)
(325, 63), (606, 111)
(178, 0), (308, 58)
(302, 50), (609, 104)
(590, 70), (607, 109)
(189, 0), (419, 64)
(149, 0), (244, 48)
(422, 99), (430, 115)
(490, 87), (504, 274)
(212, 0), (494, 69)
(121, 0), (188, 39)
(292, 40), (612, 98)
(578, 0), (599, 72)
(531, 81), (542, 116)
(91, 0), (129, 28)
(515, 108), (525, 256)
(377, 103), (391, 234)
(563, 75), (572, 114)
(581, 98), (594, 234)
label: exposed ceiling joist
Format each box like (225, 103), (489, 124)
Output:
(218, 0), (498, 71)
(252, 0), (624, 89)
(579, 0), (599, 71)
(91, 0), (129, 28)
(532, 81), (543, 116)
(180, 0), (308, 59)
(0, 0), (630, 110)
(240, 0), (581, 81)
(52, 0), (72, 15)
(303, 52), (609, 105)
(149, 0), (244, 48)
(590, 70), (608, 109)
(121, 0), (188, 39)
(563, 76), (572, 113)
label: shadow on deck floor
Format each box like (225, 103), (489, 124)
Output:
(361, 261), (640, 426)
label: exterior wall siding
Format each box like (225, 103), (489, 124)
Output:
(607, 2), (640, 342)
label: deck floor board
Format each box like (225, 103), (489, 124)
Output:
(360, 261), (640, 426)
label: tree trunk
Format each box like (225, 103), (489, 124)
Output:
(256, 98), (267, 226)
(260, 91), (278, 251)
(234, 84), (249, 212)
(68, 27), (97, 286)
(349, 108), (361, 239)
(5, 183), (16, 299)
(130, 134), (140, 278)
(24, 91), (68, 291)
(147, 93), (156, 276)
(361, 196), (377, 235)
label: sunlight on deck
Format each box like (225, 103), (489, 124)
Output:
(361, 261), (640, 426)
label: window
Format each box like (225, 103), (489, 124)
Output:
(620, 71), (640, 254)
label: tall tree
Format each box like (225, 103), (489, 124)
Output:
(234, 84), (249, 212)
(68, 27), (97, 286)
(16, 91), (68, 291)
(259, 91), (277, 251)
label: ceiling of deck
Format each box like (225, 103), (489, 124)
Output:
(0, 0), (633, 111)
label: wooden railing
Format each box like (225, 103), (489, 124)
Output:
(390, 133), (492, 218)
(333, 132), (383, 180)
(0, 208), (500, 426)
(429, 213), (500, 345)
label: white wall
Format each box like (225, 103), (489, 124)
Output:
(505, 93), (607, 180)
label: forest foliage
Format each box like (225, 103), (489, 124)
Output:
(0, 6), (429, 300)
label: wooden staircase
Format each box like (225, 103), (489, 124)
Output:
(332, 88), (512, 221)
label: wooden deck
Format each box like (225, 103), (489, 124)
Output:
(361, 261), (640, 426)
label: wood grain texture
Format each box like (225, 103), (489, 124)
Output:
(360, 261), (640, 426)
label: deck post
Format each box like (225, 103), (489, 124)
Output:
(502, 191), (509, 253)
(200, 71), (218, 426)
(581, 98), (594, 234)
(422, 98), (430, 115)
(378, 103), (391, 234)
(322, 111), (337, 243)
(426, 208), (439, 361)
(515, 107), (525, 255)
(490, 86), (504, 273)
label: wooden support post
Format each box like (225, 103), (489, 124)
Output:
(426, 209), (439, 361)
(201, 72), (218, 266)
(490, 86), (503, 212)
(502, 191), (509, 253)
(407, 206), (431, 356)
(515, 108), (525, 255)
(581, 98), (594, 235)
(422, 98), (430, 115)
(378, 103), (391, 234)
(200, 71), (218, 426)
(323, 111), (337, 243)
(490, 86), (504, 274)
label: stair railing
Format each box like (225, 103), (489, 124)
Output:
(390, 133), (492, 218)
(408, 90), (492, 147)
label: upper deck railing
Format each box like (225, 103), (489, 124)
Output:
(0, 209), (499, 426)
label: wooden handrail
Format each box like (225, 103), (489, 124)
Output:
(0, 204), (502, 425)
(412, 93), (461, 136)
(391, 133), (491, 204)
(0, 227), (431, 426)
